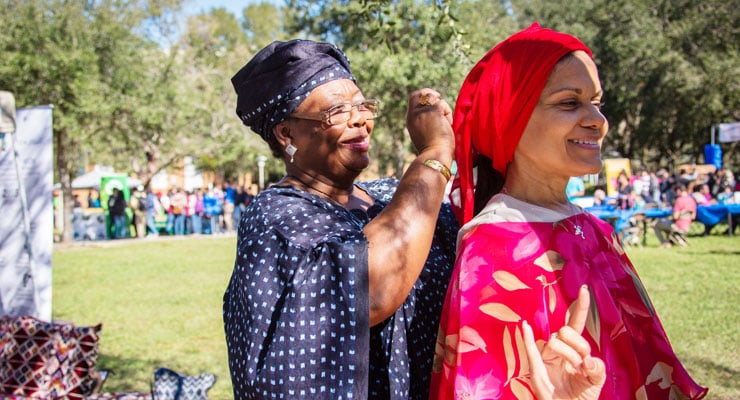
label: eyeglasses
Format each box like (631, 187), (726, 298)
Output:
(290, 99), (380, 126)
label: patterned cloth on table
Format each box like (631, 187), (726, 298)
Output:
(223, 178), (458, 399)
(0, 316), (102, 399)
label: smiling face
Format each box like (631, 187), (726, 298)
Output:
(278, 79), (374, 184)
(514, 51), (608, 180)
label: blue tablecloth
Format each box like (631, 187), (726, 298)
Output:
(584, 206), (672, 232)
(696, 204), (740, 227)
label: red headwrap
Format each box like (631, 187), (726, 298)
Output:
(451, 23), (592, 224)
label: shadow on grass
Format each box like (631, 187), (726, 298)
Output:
(684, 355), (740, 396)
(677, 248), (740, 256)
(97, 353), (169, 393)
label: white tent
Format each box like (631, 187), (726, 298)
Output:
(69, 167), (142, 189)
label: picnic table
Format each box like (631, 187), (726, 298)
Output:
(696, 204), (740, 236)
(585, 205), (673, 245)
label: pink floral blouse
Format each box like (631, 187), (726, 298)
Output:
(430, 211), (707, 399)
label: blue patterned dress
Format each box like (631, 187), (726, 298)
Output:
(223, 178), (458, 399)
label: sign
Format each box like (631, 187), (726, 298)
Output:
(718, 122), (740, 143)
(0, 106), (53, 321)
(603, 158), (631, 197)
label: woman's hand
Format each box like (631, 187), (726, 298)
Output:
(405, 89), (454, 160)
(523, 286), (606, 400)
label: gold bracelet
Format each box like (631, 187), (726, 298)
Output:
(423, 159), (452, 181)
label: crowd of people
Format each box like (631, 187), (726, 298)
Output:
(75, 182), (256, 240)
(587, 164), (738, 245)
(591, 165), (737, 211)
(134, 183), (255, 238)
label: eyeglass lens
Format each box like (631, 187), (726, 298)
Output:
(326, 100), (379, 125)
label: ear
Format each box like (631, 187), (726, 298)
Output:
(273, 122), (292, 147)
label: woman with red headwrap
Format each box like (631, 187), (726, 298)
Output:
(429, 24), (707, 399)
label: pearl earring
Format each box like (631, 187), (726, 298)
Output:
(285, 144), (297, 163)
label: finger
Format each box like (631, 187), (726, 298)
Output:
(437, 100), (453, 124)
(556, 326), (592, 360)
(542, 335), (587, 369)
(416, 90), (440, 107)
(581, 356), (607, 386)
(567, 285), (590, 334)
(522, 321), (554, 398)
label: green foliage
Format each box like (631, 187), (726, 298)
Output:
(286, 0), (472, 176)
(506, 0), (739, 169)
(1, 0), (736, 240)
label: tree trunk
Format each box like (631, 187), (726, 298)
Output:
(55, 128), (74, 243)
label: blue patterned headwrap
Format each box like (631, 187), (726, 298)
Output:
(232, 39), (356, 141)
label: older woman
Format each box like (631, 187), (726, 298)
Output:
(430, 24), (707, 399)
(224, 40), (458, 399)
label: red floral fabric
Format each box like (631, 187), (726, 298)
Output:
(0, 316), (102, 399)
(430, 213), (707, 399)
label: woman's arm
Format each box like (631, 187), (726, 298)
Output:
(363, 89), (455, 326)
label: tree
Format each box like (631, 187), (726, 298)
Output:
(0, 0), (186, 242)
(285, 0), (472, 177)
(507, 0), (739, 170)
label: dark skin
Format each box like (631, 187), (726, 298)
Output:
(273, 79), (454, 326)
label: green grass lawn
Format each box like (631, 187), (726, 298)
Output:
(52, 229), (739, 399)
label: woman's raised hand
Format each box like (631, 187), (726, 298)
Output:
(523, 286), (606, 400)
(405, 89), (454, 158)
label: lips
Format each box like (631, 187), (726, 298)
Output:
(342, 136), (370, 151)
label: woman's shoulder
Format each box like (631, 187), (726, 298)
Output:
(241, 185), (365, 244)
(356, 178), (399, 203)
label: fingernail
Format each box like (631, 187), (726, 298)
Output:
(581, 284), (588, 290)
(583, 356), (595, 371)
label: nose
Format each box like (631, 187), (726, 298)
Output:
(347, 107), (368, 127)
(584, 105), (608, 135)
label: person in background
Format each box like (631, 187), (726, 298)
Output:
(658, 168), (676, 205)
(232, 185), (246, 229)
(145, 188), (160, 237)
(108, 187), (128, 239)
(615, 170), (634, 210)
(129, 185), (147, 238)
(186, 189), (199, 234)
(565, 175), (585, 201)
(717, 185), (735, 204)
(222, 182), (235, 232)
(159, 190), (172, 235)
(203, 186), (221, 235)
(88, 188), (101, 208)
(691, 182), (715, 206)
(716, 185), (739, 235)
(592, 185), (607, 206)
(170, 187), (187, 235)
(431, 23), (706, 399)
(224, 39), (457, 399)
(653, 184), (696, 247)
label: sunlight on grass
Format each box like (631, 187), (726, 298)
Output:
(53, 233), (739, 399)
(629, 235), (740, 398)
(53, 236), (236, 399)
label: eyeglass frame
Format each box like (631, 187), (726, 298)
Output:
(289, 99), (381, 126)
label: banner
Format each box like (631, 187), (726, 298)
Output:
(0, 106), (53, 321)
(718, 122), (740, 143)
